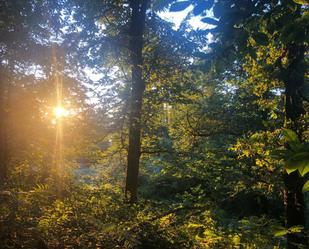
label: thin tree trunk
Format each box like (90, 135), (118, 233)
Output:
(0, 66), (8, 187)
(125, 0), (148, 203)
(283, 43), (308, 248)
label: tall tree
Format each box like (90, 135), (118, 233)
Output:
(60, 0), (198, 202)
(125, 0), (149, 202)
(0, 67), (9, 185)
(169, 0), (309, 247)
(0, 0), (57, 185)
(282, 42), (307, 247)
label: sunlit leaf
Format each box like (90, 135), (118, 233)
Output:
(282, 129), (298, 143)
(298, 164), (309, 176)
(274, 229), (288, 237)
(289, 225), (304, 233)
(302, 180), (309, 192)
(285, 152), (309, 174)
(293, 0), (309, 5)
(286, 168), (297, 174)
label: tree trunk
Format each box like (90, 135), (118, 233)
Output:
(283, 43), (308, 248)
(0, 66), (8, 187)
(125, 0), (148, 203)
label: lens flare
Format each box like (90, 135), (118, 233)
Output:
(54, 106), (69, 118)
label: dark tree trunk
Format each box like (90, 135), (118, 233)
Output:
(0, 66), (8, 187)
(283, 44), (308, 248)
(125, 0), (148, 203)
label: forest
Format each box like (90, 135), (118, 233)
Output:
(0, 0), (309, 248)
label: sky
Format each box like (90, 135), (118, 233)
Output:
(158, 6), (210, 30)
(85, 7), (211, 104)
(87, 7), (210, 82)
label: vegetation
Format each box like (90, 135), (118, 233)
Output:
(0, 0), (308, 248)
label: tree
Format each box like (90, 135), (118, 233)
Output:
(0, 0), (91, 191)
(0, 0), (59, 185)
(61, 0), (199, 202)
(169, 0), (309, 247)
(125, 0), (150, 202)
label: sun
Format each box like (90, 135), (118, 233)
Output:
(54, 106), (69, 118)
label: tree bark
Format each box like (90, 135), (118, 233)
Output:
(125, 0), (148, 203)
(283, 43), (308, 248)
(0, 66), (8, 187)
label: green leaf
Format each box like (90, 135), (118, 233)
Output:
(274, 229), (288, 237)
(293, 0), (309, 5)
(286, 168), (297, 174)
(288, 225), (304, 233)
(285, 152), (309, 174)
(271, 149), (286, 159)
(201, 17), (219, 25)
(285, 160), (300, 170)
(170, 1), (191, 12)
(290, 152), (309, 161)
(282, 129), (298, 142)
(188, 223), (204, 228)
(302, 180), (309, 192)
(298, 164), (309, 176)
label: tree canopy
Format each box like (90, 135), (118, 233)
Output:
(0, 0), (308, 248)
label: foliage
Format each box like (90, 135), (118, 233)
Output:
(1, 179), (284, 248)
(1, 0), (309, 248)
